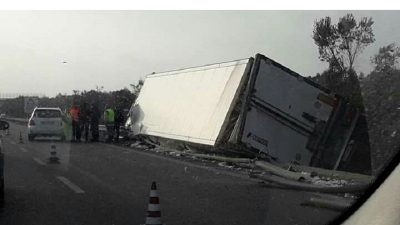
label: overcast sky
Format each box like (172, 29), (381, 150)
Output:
(1, 11), (399, 97)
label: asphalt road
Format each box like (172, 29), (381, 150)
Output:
(0, 122), (339, 225)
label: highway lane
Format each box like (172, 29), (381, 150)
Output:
(0, 122), (339, 225)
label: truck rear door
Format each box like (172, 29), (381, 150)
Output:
(240, 55), (338, 165)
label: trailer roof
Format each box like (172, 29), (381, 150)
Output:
(147, 58), (250, 78)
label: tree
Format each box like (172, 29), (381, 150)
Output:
(112, 89), (135, 111)
(312, 14), (374, 110)
(371, 43), (400, 72)
(361, 68), (400, 175)
(95, 85), (104, 92)
(130, 78), (144, 97)
(313, 14), (375, 74)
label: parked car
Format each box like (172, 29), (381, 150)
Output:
(0, 120), (10, 209)
(28, 107), (66, 141)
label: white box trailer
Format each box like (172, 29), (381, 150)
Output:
(130, 54), (363, 168)
(130, 58), (252, 146)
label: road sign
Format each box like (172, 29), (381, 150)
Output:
(24, 97), (39, 115)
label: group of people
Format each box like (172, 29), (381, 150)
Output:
(69, 102), (125, 143)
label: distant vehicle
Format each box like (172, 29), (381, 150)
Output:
(28, 107), (66, 141)
(0, 120), (10, 209)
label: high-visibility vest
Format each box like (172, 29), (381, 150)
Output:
(105, 109), (114, 123)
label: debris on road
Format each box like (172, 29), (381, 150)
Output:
(249, 173), (368, 193)
(301, 197), (353, 212)
(255, 161), (309, 181)
(310, 176), (350, 187)
(127, 137), (370, 192)
(217, 162), (234, 169)
(290, 165), (375, 185)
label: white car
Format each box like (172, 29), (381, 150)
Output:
(28, 107), (65, 141)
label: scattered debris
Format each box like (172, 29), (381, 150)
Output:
(127, 137), (369, 190)
(217, 162), (234, 169)
(310, 176), (351, 187)
(301, 197), (353, 211)
(250, 173), (368, 193)
(218, 162), (226, 167)
(344, 193), (358, 199)
(255, 161), (309, 181)
(291, 164), (375, 185)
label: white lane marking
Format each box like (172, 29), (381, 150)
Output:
(20, 147), (27, 152)
(56, 176), (85, 194)
(10, 141), (16, 145)
(33, 157), (46, 166)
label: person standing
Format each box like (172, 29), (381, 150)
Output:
(79, 102), (90, 142)
(90, 102), (101, 142)
(114, 105), (125, 143)
(104, 107), (115, 143)
(70, 105), (80, 142)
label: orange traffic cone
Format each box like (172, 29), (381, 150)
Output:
(49, 144), (59, 163)
(144, 182), (164, 225)
(19, 132), (24, 143)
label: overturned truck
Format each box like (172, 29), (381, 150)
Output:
(130, 54), (371, 174)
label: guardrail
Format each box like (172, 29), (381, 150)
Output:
(1, 117), (28, 125)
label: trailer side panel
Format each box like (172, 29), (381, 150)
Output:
(132, 59), (250, 145)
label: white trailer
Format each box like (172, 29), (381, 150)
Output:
(131, 54), (362, 168)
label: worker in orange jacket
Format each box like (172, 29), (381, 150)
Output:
(70, 105), (81, 142)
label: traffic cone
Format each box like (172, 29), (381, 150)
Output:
(143, 182), (164, 225)
(49, 144), (59, 163)
(19, 132), (24, 143)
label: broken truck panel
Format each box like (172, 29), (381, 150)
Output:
(131, 58), (252, 146)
